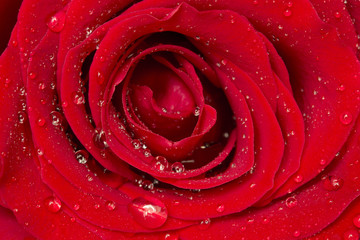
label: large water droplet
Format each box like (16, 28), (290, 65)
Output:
(44, 196), (62, 213)
(50, 111), (64, 127)
(323, 176), (343, 191)
(152, 156), (169, 171)
(171, 162), (185, 173)
(47, 11), (66, 32)
(93, 129), (108, 149)
(75, 149), (89, 164)
(128, 197), (168, 229)
(285, 196), (297, 208)
(293, 230), (300, 237)
(72, 91), (85, 105)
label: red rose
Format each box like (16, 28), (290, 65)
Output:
(1, 0), (360, 239)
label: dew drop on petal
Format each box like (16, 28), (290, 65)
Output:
(171, 162), (185, 173)
(128, 197), (168, 229)
(47, 11), (66, 32)
(50, 111), (64, 127)
(37, 117), (46, 127)
(293, 230), (300, 237)
(93, 129), (108, 149)
(106, 201), (116, 211)
(164, 233), (179, 240)
(294, 175), (303, 183)
(340, 112), (353, 125)
(75, 149), (89, 164)
(29, 72), (36, 80)
(323, 176), (344, 191)
(44, 196), (62, 213)
(343, 229), (359, 240)
(334, 11), (341, 19)
(198, 218), (211, 230)
(285, 196), (297, 208)
(73, 204), (80, 211)
(72, 91), (85, 105)
(283, 9), (292, 17)
(216, 204), (225, 213)
(152, 156), (169, 171)
(353, 214), (360, 228)
(132, 139), (141, 149)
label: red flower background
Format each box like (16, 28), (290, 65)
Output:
(1, 0), (360, 239)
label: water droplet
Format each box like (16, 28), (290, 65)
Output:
(287, 1), (293, 7)
(38, 82), (45, 90)
(75, 149), (89, 164)
(343, 229), (359, 240)
(106, 201), (116, 211)
(164, 233), (179, 240)
(50, 111), (64, 127)
(340, 112), (352, 125)
(198, 218), (211, 230)
(334, 11), (341, 19)
(320, 159), (326, 165)
(47, 11), (66, 32)
(72, 91), (85, 105)
(338, 84), (346, 91)
(171, 162), (185, 173)
(285, 196), (297, 208)
(194, 106), (200, 117)
(216, 204), (225, 213)
(323, 176), (343, 191)
(132, 139), (141, 149)
(29, 72), (36, 80)
(283, 9), (292, 17)
(128, 197), (168, 229)
(18, 111), (27, 124)
(353, 214), (360, 228)
(253, 0), (258, 5)
(73, 204), (80, 211)
(152, 156), (169, 171)
(70, 217), (76, 222)
(94, 203), (100, 209)
(11, 40), (18, 47)
(44, 196), (62, 213)
(97, 71), (105, 84)
(37, 117), (46, 127)
(294, 175), (303, 183)
(93, 129), (108, 149)
(293, 230), (300, 237)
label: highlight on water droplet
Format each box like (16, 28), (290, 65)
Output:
(128, 197), (168, 229)
(47, 10), (66, 32)
(340, 111), (353, 125)
(44, 196), (62, 213)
